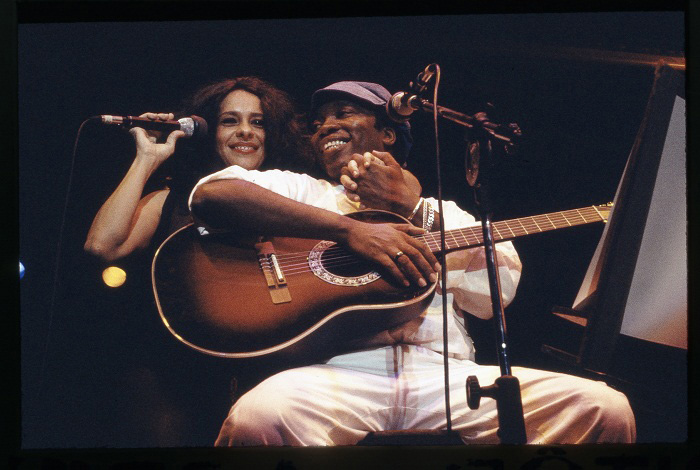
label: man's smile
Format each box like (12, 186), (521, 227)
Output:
(323, 139), (349, 152)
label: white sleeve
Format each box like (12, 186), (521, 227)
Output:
(187, 165), (323, 209)
(430, 198), (522, 320)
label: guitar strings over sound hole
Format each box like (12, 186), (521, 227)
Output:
(308, 241), (380, 287)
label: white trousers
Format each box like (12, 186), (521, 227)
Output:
(215, 345), (636, 446)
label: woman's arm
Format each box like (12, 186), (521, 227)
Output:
(190, 178), (440, 288)
(84, 113), (185, 261)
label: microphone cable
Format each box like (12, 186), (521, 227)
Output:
(422, 64), (455, 433)
(35, 116), (101, 402)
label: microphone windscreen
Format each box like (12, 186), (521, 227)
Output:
(386, 93), (412, 123)
(191, 115), (208, 137)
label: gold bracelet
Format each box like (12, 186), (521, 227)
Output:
(408, 197), (424, 221)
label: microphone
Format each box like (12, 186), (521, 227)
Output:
(99, 115), (208, 138)
(386, 92), (422, 123)
(386, 64), (437, 123)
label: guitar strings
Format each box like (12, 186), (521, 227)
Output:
(260, 207), (604, 276)
(262, 231), (481, 276)
(272, 212), (594, 272)
(270, 214), (596, 273)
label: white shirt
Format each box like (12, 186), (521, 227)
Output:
(189, 166), (522, 361)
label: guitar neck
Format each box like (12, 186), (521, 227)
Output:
(419, 205), (609, 254)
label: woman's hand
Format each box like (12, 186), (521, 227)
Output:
(84, 112), (184, 261)
(339, 151), (421, 218)
(131, 112), (186, 169)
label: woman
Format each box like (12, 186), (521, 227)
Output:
(80, 77), (313, 446)
(84, 76), (312, 262)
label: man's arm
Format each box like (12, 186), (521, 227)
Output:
(339, 151), (438, 230)
(434, 199), (522, 319)
(339, 151), (421, 218)
(190, 178), (439, 288)
(338, 156), (522, 318)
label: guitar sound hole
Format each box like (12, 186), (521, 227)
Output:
(320, 247), (373, 278)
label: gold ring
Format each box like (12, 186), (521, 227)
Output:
(393, 251), (404, 261)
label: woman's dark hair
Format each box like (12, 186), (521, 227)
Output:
(167, 76), (314, 191)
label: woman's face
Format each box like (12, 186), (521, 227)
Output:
(215, 89), (266, 169)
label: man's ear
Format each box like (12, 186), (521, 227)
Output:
(381, 126), (397, 147)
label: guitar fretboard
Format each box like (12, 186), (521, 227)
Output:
(419, 205), (609, 253)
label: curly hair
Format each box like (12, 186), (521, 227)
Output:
(168, 77), (314, 190)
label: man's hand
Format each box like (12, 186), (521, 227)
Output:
(344, 219), (440, 288)
(339, 151), (421, 218)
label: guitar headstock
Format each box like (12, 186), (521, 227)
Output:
(594, 202), (614, 222)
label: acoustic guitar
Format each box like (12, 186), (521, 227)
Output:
(151, 205), (610, 363)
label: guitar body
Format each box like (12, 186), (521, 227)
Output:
(152, 210), (436, 363)
(152, 203), (610, 365)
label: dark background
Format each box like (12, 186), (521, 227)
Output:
(14, 5), (687, 450)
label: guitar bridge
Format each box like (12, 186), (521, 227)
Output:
(256, 240), (292, 304)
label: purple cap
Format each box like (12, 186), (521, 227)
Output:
(310, 81), (413, 162)
(311, 81), (393, 112)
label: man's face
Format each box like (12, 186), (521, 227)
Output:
(310, 100), (395, 181)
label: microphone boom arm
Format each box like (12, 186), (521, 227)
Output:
(410, 97), (521, 145)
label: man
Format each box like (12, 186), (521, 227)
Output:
(189, 81), (635, 445)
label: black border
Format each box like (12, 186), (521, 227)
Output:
(5, 1), (695, 468)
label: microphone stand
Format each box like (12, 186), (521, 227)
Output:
(412, 98), (527, 444)
(463, 115), (527, 444)
(405, 97), (521, 148)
